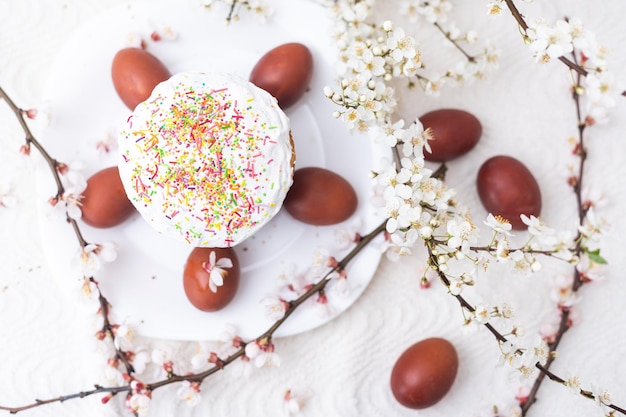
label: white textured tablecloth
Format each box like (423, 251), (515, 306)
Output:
(1, 1), (625, 416)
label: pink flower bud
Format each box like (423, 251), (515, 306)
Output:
(162, 360), (173, 373)
(150, 31), (161, 42)
(316, 292), (328, 304)
(24, 108), (38, 119)
(232, 336), (243, 348)
(56, 161), (69, 175)
(19, 143), (31, 156)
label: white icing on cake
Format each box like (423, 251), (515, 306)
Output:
(118, 71), (294, 247)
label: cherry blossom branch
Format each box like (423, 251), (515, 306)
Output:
(0, 86), (89, 247)
(519, 54), (590, 417)
(425, 240), (625, 415)
(502, 0), (626, 97)
(0, 220), (386, 411)
(0, 92), (387, 411)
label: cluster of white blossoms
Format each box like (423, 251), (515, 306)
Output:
(200, 0), (273, 23)
(324, 0), (498, 133)
(323, 2), (622, 414)
(486, 2), (624, 124)
(498, 336), (550, 381)
(525, 16), (623, 123)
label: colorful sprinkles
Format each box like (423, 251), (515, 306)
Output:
(119, 72), (293, 247)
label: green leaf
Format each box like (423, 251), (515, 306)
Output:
(585, 248), (608, 265)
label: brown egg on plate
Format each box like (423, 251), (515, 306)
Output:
(390, 337), (459, 409)
(249, 42), (313, 110)
(111, 47), (171, 110)
(80, 166), (136, 228)
(420, 108), (482, 162)
(283, 166), (358, 226)
(477, 155), (542, 230)
(183, 247), (240, 312)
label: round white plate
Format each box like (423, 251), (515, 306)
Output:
(36, 0), (385, 341)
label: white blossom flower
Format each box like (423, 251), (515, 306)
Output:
(590, 382), (613, 412)
(95, 129), (119, 154)
(564, 373), (582, 395)
(584, 71), (622, 122)
(151, 347), (172, 367)
(104, 361), (126, 386)
(336, 0), (370, 22)
(125, 31), (144, 48)
(495, 238), (511, 262)
(486, 1), (504, 16)
(276, 263), (311, 298)
(401, 123), (432, 158)
(245, 340), (281, 368)
(373, 119), (405, 147)
(72, 241), (117, 276)
(190, 343), (219, 372)
(150, 23), (177, 41)
(416, 0), (452, 24)
(0, 179), (16, 208)
(80, 278), (100, 302)
(578, 207), (609, 249)
(58, 163), (88, 219)
(177, 381), (202, 407)
(130, 346), (152, 375)
(127, 393), (151, 417)
(447, 276), (464, 295)
(550, 274), (581, 308)
(333, 218), (362, 250)
(284, 388), (312, 415)
(446, 218), (476, 251)
(114, 323), (136, 351)
(328, 275), (351, 298)
(576, 253), (606, 282)
(474, 303), (491, 324)
(386, 28), (418, 62)
(484, 213), (513, 235)
(201, 251), (233, 293)
(260, 294), (289, 321)
(520, 214), (556, 245)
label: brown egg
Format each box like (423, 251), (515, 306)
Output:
(477, 155), (542, 230)
(183, 247), (240, 312)
(390, 337), (459, 409)
(81, 166), (136, 228)
(249, 42), (313, 109)
(420, 109), (482, 162)
(111, 47), (171, 110)
(283, 167), (358, 226)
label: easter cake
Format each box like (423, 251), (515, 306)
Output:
(118, 71), (295, 248)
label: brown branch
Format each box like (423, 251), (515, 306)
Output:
(0, 86), (89, 248)
(433, 22), (475, 62)
(519, 51), (590, 416)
